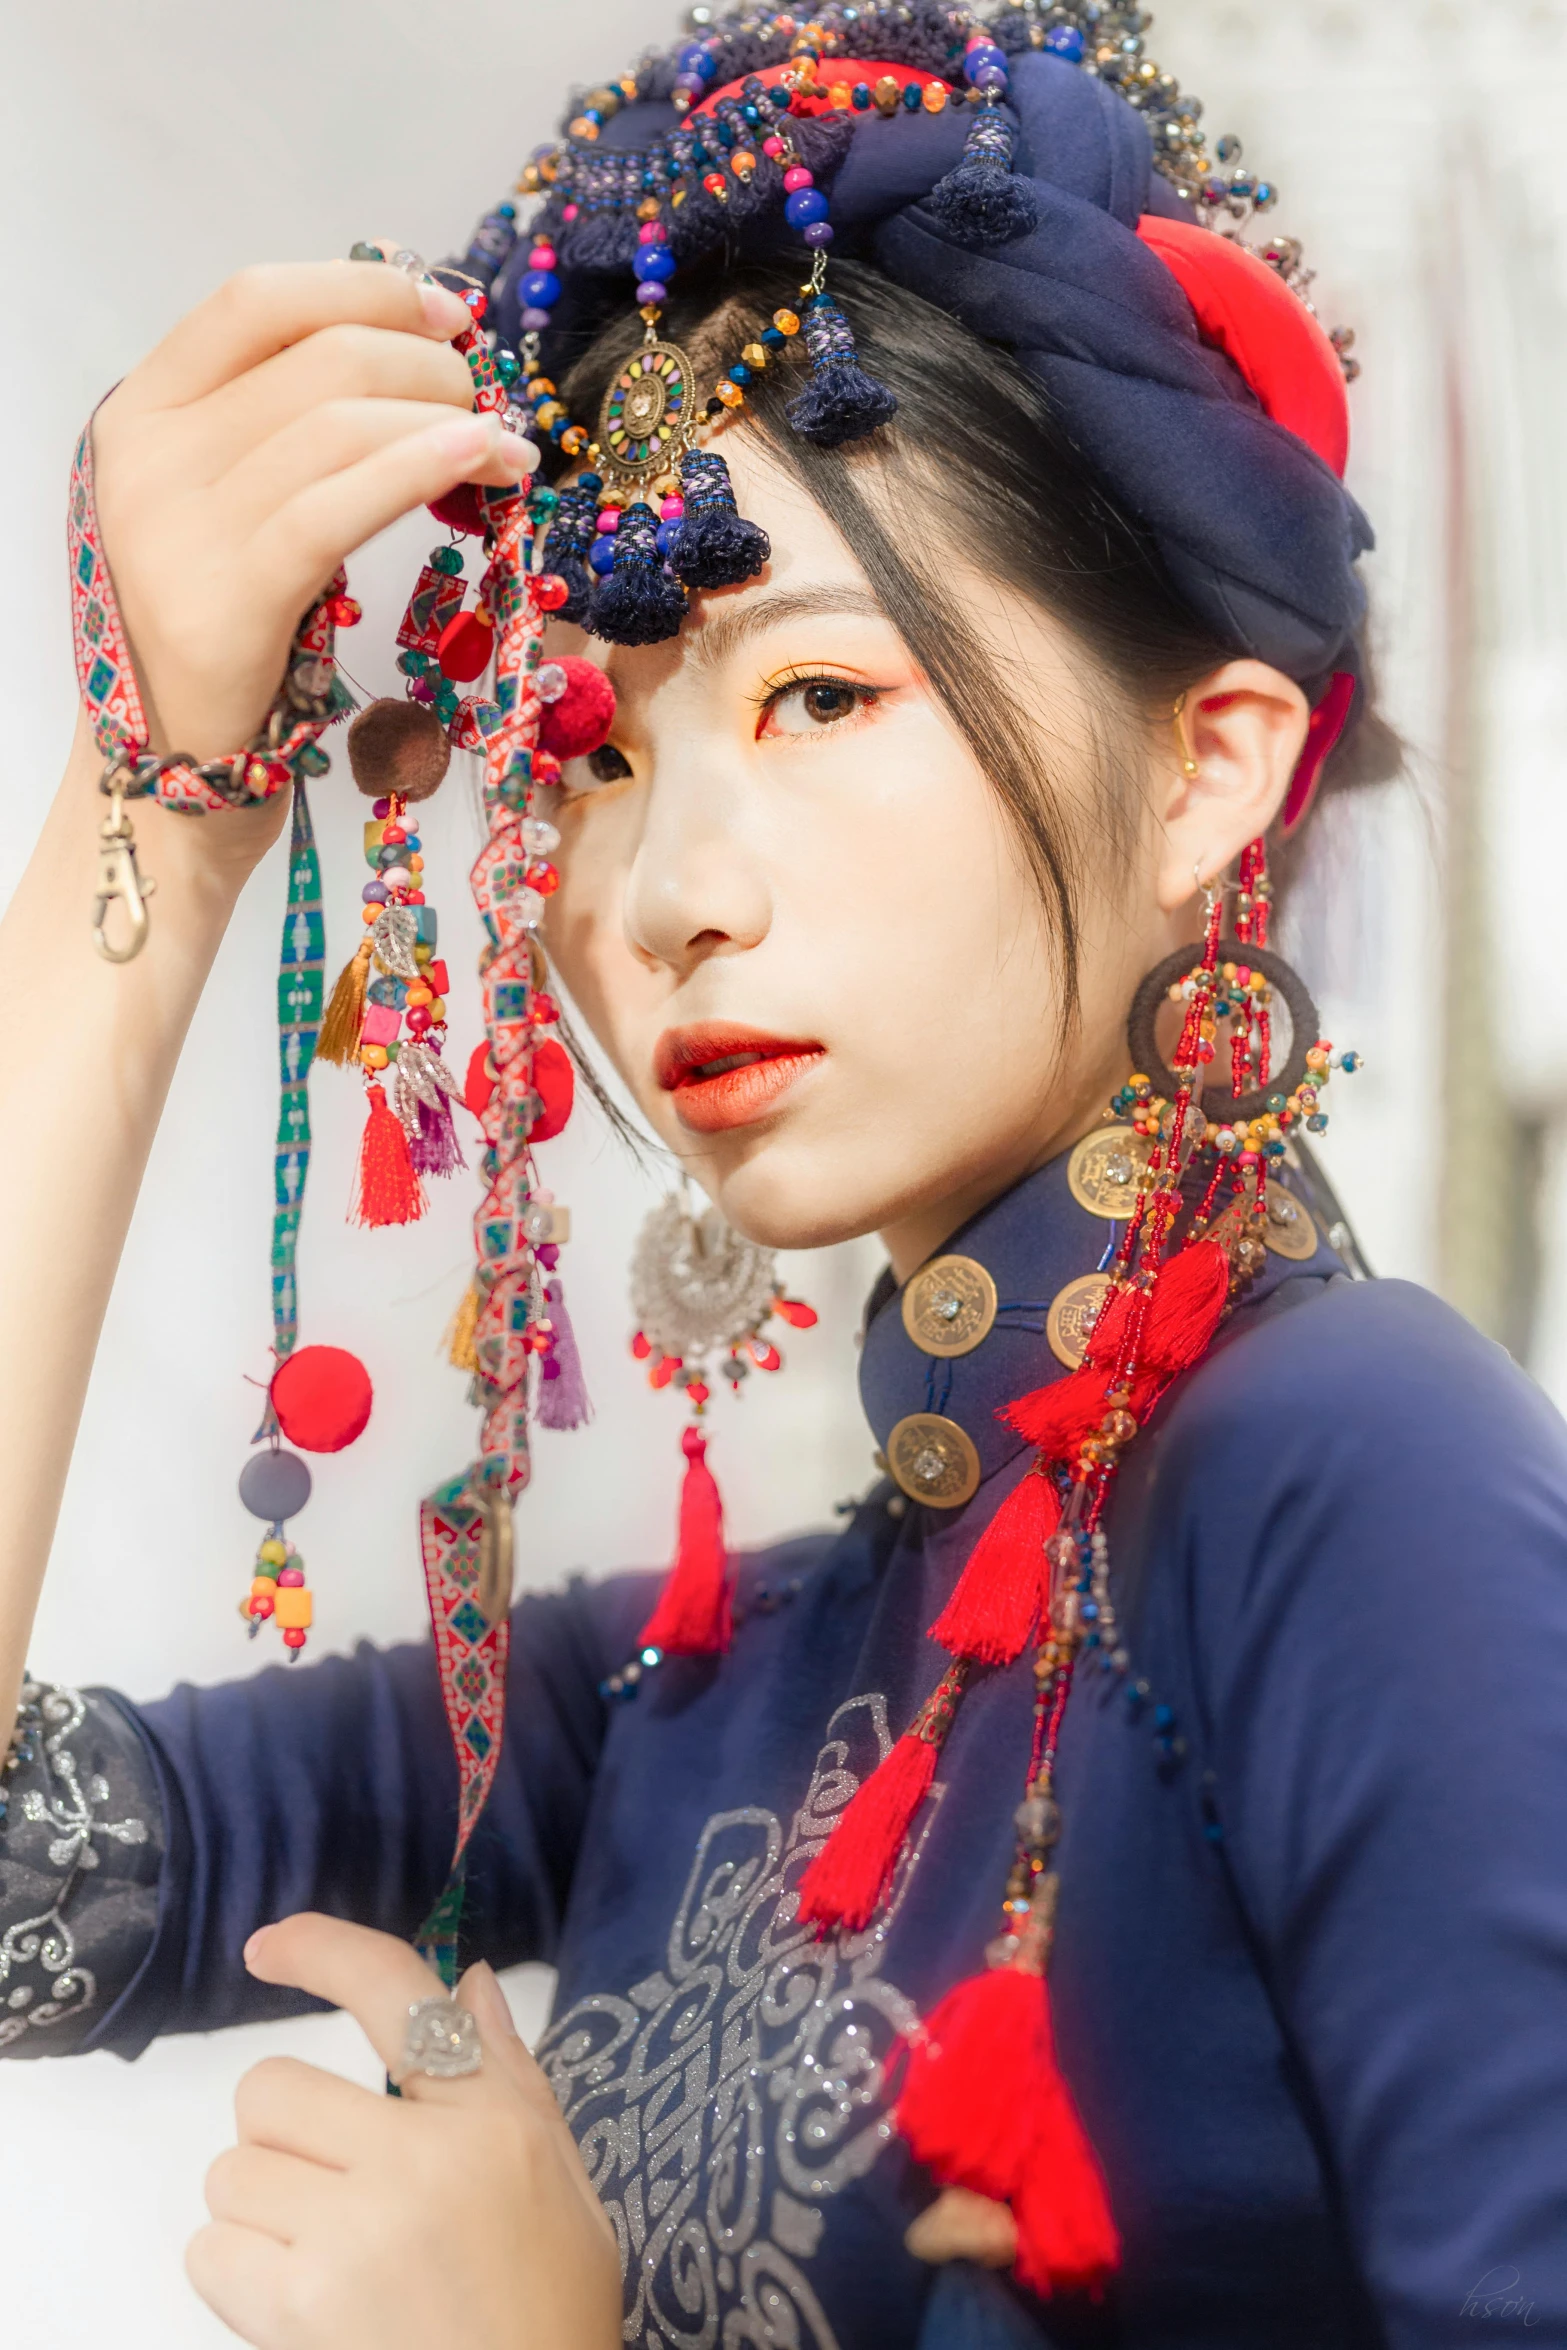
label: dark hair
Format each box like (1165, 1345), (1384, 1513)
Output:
(556, 253), (1399, 1018)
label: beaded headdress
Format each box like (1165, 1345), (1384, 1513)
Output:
(71, 0), (1371, 2304)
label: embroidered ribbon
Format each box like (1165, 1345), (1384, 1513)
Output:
(252, 787), (326, 1436)
(67, 421), (351, 811)
(415, 1484), (513, 1982)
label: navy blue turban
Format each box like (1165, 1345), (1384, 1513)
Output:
(483, 50), (1371, 687)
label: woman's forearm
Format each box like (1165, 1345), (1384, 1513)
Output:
(0, 716), (277, 1725)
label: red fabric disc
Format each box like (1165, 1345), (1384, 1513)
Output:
(531, 1037), (575, 1141)
(537, 659), (617, 761)
(1135, 216), (1350, 478)
(464, 1040), (496, 1118)
(270, 1345), (373, 1455)
(436, 609), (496, 683)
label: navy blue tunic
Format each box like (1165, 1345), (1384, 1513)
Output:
(8, 1151), (1567, 2349)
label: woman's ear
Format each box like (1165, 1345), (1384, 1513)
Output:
(1152, 661), (1309, 913)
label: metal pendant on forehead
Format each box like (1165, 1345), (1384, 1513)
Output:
(598, 340), (697, 480)
(629, 1196), (780, 1363)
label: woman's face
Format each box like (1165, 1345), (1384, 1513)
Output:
(543, 441), (1191, 1275)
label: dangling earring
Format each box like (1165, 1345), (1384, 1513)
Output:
(620, 1188), (817, 1665)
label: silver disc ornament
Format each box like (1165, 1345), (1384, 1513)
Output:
(630, 1196), (779, 1371)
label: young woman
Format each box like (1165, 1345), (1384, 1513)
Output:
(6, 8), (1567, 2348)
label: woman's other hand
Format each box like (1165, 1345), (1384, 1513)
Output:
(187, 1913), (620, 2350)
(91, 259), (535, 771)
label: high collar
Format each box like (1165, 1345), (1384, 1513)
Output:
(858, 1146), (1344, 1493)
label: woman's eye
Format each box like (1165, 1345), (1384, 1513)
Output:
(760, 678), (879, 738)
(583, 743), (632, 784)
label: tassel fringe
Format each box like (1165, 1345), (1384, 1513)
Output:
(445, 1277), (481, 1372)
(670, 450), (771, 590)
(896, 1964), (1119, 2298)
(786, 295), (898, 448)
(589, 503), (689, 647)
(931, 1469), (1059, 1666)
(351, 1082), (426, 1228)
(927, 105), (1039, 248)
(636, 1424), (730, 1655)
(797, 1732), (937, 1934)
(536, 1276), (593, 1431)
(317, 938), (373, 1066)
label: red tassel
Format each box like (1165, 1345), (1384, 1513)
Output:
(1138, 1237), (1228, 1376)
(896, 1965), (1120, 2297)
(931, 1472), (1059, 1665)
(897, 1966), (1056, 2204)
(797, 1733), (937, 1933)
(1004, 1240), (1231, 1462)
(1003, 1366), (1111, 1461)
(637, 1425), (731, 1656)
(351, 1083), (426, 1228)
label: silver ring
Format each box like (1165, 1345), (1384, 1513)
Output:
(397, 1995), (483, 2083)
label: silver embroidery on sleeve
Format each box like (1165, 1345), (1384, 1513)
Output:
(538, 1694), (938, 2350)
(0, 1681), (149, 2045)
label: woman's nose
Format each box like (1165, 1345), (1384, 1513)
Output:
(622, 764), (772, 979)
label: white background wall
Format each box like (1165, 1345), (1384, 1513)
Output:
(2, 1), (1561, 2340)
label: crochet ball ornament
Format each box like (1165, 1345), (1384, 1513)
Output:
(346, 697), (451, 804)
(537, 657), (616, 761)
(270, 1344), (374, 1454)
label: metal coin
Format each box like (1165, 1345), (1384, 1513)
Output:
(886, 1414), (982, 1510)
(1067, 1125), (1152, 1221)
(1046, 1273), (1113, 1370)
(901, 1255), (999, 1358)
(1263, 1180), (1320, 1262)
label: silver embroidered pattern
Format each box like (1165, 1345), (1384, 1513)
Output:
(0, 1681), (148, 2047)
(538, 1695), (932, 2350)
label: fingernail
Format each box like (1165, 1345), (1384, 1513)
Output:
(430, 415), (489, 462)
(497, 431), (542, 479)
(421, 280), (473, 336)
(242, 1928), (271, 1970)
(470, 1962), (520, 2038)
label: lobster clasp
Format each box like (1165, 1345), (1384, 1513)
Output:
(92, 787), (157, 963)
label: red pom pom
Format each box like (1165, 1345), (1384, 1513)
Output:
(270, 1345), (373, 1454)
(530, 1037), (575, 1141)
(537, 658), (617, 760)
(427, 482), (487, 535)
(437, 609), (495, 683)
(535, 572), (571, 613)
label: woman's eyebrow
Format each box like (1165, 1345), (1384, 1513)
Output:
(685, 585), (888, 673)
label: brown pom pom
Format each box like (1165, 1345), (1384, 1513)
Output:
(346, 697), (451, 804)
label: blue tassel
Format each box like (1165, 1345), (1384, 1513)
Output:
(542, 485), (597, 625)
(589, 503), (689, 646)
(668, 451), (771, 590)
(786, 295), (898, 448)
(926, 105), (1039, 248)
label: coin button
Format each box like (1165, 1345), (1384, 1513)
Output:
(901, 1256), (999, 1358)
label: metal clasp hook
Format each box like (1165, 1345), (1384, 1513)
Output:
(92, 785), (156, 963)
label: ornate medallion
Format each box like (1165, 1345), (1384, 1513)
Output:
(901, 1255), (998, 1358)
(1263, 1179), (1319, 1262)
(1067, 1125), (1152, 1221)
(599, 339), (696, 478)
(886, 1413), (982, 1510)
(1046, 1272), (1112, 1370)
(629, 1195), (778, 1362)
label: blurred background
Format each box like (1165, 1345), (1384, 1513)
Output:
(3, 0), (1564, 2338)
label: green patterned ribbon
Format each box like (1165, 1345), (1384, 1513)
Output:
(256, 788), (324, 1436)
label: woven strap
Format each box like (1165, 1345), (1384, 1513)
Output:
(67, 419), (351, 810)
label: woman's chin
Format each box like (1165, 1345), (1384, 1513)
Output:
(686, 1130), (895, 1255)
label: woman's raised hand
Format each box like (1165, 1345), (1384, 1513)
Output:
(187, 1913), (621, 2350)
(91, 259), (536, 771)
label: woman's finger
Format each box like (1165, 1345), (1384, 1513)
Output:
(194, 323), (475, 479)
(205, 2141), (347, 2246)
(214, 398), (509, 542)
(122, 259), (471, 412)
(458, 1961), (618, 2248)
(245, 1914), (505, 2107)
(185, 2221), (295, 2348)
(242, 419), (533, 615)
(235, 2054), (396, 2170)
